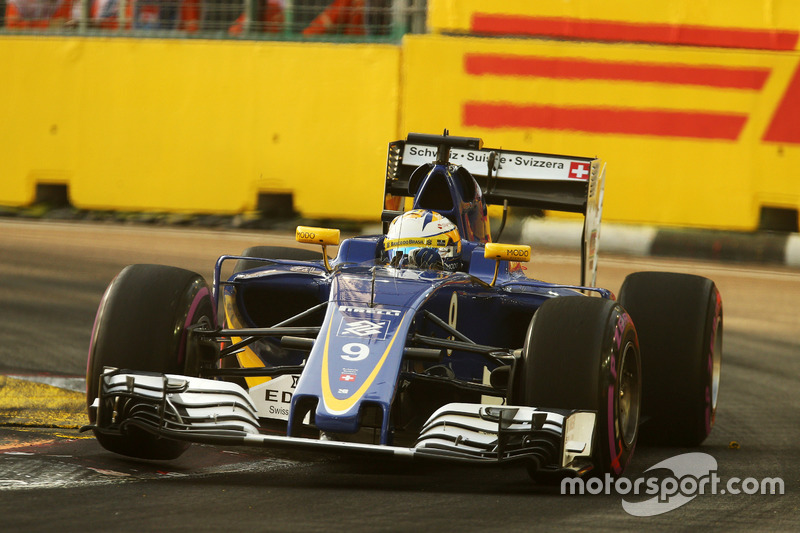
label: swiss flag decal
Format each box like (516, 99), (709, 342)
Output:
(569, 162), (590, 180)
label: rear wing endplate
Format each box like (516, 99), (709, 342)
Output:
(384, 134), (605, 287)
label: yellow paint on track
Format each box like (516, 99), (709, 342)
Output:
(0, 376), (87, 429)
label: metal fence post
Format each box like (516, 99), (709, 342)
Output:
(243, 0), (254, 35)
(409, 0), (426, 34)
(284, 0), (294, 36)
(78, 0), (89, 33)
(119, 0), (128, 32)
(391, 0), (408, 40)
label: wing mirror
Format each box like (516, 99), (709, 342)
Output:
(296, 226), (340, 272)
(484, 243), (531, 286)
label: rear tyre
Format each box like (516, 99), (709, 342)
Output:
(86, 264), (215, 460)
(233, 246), (324, 273)
(619, 272), (722, 446)
(521, 296), (641, 478)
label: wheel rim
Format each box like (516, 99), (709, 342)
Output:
(618, 341), (641, 448)
(710, 315), (722, 412)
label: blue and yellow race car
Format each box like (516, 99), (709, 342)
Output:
(85, 132), (722, 482)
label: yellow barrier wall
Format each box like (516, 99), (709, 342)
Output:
(417, 0), (800, 230)
(429, 0), (800, 42)
(0, 37), (400, 219)
(401, 34), (800, 230)
(3, 0), (800, 230)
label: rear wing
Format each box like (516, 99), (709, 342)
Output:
(384, 133), (606, 287)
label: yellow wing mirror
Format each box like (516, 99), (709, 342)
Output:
(484, 243), (531, 286)
(296, 226), (340, 272)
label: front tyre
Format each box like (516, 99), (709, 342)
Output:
(522, 296), (641, 478)
(619, 272), (722, 446)
(86, 264), (215, 460)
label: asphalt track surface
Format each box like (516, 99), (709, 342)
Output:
(0, 219), (798, 532)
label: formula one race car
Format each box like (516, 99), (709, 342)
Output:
(84, 132), (723, 482)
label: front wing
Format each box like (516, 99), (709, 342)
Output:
(85, 369), (597, 475)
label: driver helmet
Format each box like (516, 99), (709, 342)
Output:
(384, 209), (462, 271)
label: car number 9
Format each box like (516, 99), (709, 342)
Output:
(340, 343), (370, 361)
